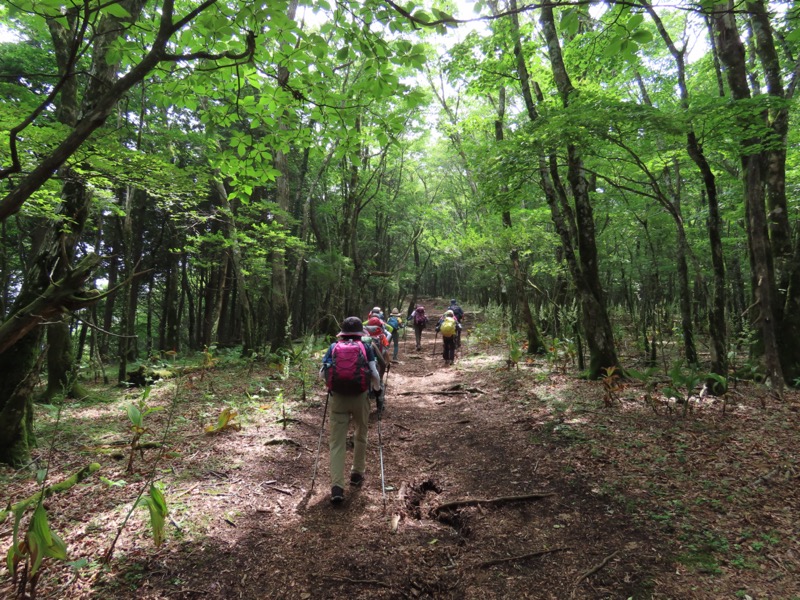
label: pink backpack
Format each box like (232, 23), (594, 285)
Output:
(326, 340), (370, 394)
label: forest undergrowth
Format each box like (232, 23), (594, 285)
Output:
(1, 305), (798, 599)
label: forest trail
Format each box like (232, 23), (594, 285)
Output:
(13, 307), (799, 600)
(82, 313), (667, 600)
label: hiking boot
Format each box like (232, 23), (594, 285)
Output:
(331, 485), (344, 504)
(350, 472), (364, 486)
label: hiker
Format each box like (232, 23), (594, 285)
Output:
(386, 308), (404, 361)
(435, 310), (462, 365)
(366, 316), (391, 364)
(448, 299), (464, 347)
(409, 305), (428, 351)
(448, 299), (464, 321)
(320, 317), (383, 504)
(365, 307), (392, 346)
(365, 315), (391, 407)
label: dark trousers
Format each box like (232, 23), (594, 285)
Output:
(443, 336), (456, 361)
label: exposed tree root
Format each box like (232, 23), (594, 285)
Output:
(432, 491), (555, 515)
(318, 574), (391, 588)
(478, 546), (571, 568)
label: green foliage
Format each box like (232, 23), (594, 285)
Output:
(125, 388), (163, 473)
(545, 338), (576, 374)
(6, 505), (68, 597)
(137, 483), (168, 548)
(507, 332), (523, 369)
(204, 407), (241, 434)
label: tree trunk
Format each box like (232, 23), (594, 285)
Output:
(539, 4), (619, 376)
(711, 1), (784, 390)
(213, 181), (256, 356)
(493, 84), (544, 354)
(267, 0), (298, 353)
(645, 0), (728, 379)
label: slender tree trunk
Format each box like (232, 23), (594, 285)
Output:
(213, 181), (256, 356)
(181, 254), (197, 351)
(267, 0), (298, 353)
(646, 0), (727, 379)
(539, 4), (619, 376)
(493, 85), (544, 354)
(712, 1), (784, 390)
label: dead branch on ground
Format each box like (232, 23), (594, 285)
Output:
(397, 387), (486, 396)
(571, 550), (619, 597)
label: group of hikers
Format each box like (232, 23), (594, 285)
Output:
(318, 299), (465, 504)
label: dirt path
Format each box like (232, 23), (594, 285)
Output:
(70, 314), (669, 600)
(4, 306), (798, 599)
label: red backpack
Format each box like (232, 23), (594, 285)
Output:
(325, 340), (370, 394)
(414, 307), (427, 326)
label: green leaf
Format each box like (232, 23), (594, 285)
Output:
(141, 484), (169, 547)
(627, 13), (644, 29)
(561, 9), (579, 38)
(412, 10), (431, 24)
(27, 506), (67, 576)
(631, 29), (652, 44)
(127, 403), (143, 428)
(103, 2), (132, 18)
(68, 557), (90, 570)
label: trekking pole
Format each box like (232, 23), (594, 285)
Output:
(378, 409), (386, 511)
(309, 391), (330, 496)
(376, 358), (391, 510)
(432, 331), (438, 357)
(383, 359), (392, 393)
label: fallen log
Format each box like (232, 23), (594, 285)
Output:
(0, 463), (101, 522)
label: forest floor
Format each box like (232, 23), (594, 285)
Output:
(1, 300), (799, 599)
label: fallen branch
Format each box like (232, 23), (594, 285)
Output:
(262, 484), (293, 496)
(432, 491), (555, 514)
(478, 546), (571, 568)
(318, 574), (391, 588)
(397, 390), (467, 396)
(0, 463), (101, 522)
(571, 550), (619, 597)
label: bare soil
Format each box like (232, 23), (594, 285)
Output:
(1, 301), (799, 599)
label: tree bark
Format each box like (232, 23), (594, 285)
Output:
(539, 4), (619, 376)
(711, 1), (784, 390)
(644, 0), (727, 379)
(213, 181), (256, 355)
